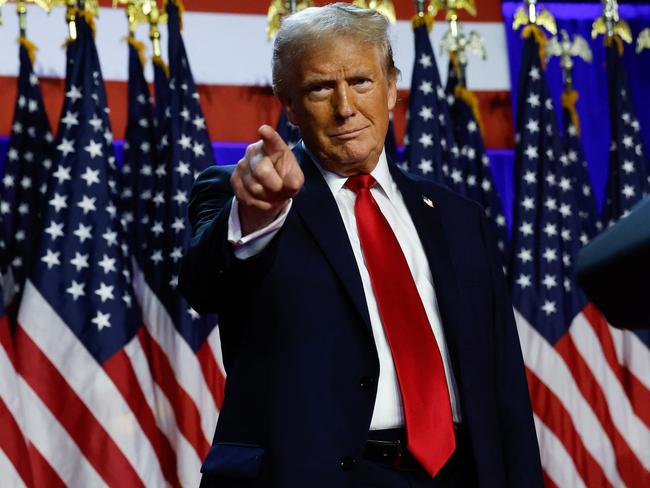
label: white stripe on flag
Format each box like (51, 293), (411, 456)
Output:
(17, 280), (166, 487)
(0, 447), (28, 488)
(123, 335), (203, 488)
(0, 339), (27, 437)
(533, 413), (587, 488)
(207, 325), (226, 379)
(610, 327), (650, 391)
(17, 376), (106, 487)
(570, 313), (650, 468)
(132, 264), (218, 442)
(513, 308), (624, 487)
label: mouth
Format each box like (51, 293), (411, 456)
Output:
(330, 126), (369, 140)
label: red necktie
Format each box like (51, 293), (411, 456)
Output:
(346, 174), (455, 477)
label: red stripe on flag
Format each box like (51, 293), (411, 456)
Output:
(0, 315), (16, 365)
(196, 340), (225, 410)
(98, 0), (504, 22)
(555, 334), (649, 487)
(542, 471), (560, 488)
(137, 327), (211, 460)
(103, 347), (182, 488)
(0, 397), (34, 487)
(14, 326), (145, 488)
(27, 444), (66, 488)
(525, 368), (612, 488)
(582, 304), (650, 427)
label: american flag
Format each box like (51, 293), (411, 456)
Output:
(561, 89), (601, 242)
(13, 16), (178, 485)
(126, 1), (225, 485)
(445, 60), (509, 260)
(510, 25), (650, 487)
(402, 21), (457, 183)
(0, 38), (55, 312)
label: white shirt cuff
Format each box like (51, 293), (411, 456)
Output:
(227, 197), (293, 260)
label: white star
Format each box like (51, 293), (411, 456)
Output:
(66, 85), (82, 102)
(98, 254), (116, 274)
(622, 136), (633, 148)
(102, 230), (118, 247)
(151, 250), (163, 264)
(45, 221), (64, 240)
(70, 252), (89, 271)
(81, 167), (100, 186)
(106, 203), (117, 218)
(559, 204), (572, 218)
(526, 119), (539, 133)
(419, 133), (433, 148)
(180, 107), (190, 121)
(170, 247), (183, 262)
(418, 53), (432, 68)
(418, 159), (433, 174)
(517, 248), (533, 263)
(481, 179), (492, 192)
(522, 197), (535, 210)
(88, 114), (103, 132)
(418, 106), (433, 121)
(542, 248), (557, 262)
(2, 175), (14, 187)
(192, 116), (206, 130)
(523, 171), (536, 184)
(622, 185), (635, 199)
(526, 93), (540, 107)
(57, 138), (75, 157)
(541, 300), (556, 315)
(77, 195), (97, 214)
(178, 134), (192, 149)
(84, 140), (103, 159)
(169, 275), (179, 289)
(91, 311), (111, 330)
(622, 161), (635, 174)
(155, 164), (167, 177)
(467, 120), (478, 133)
(187, 307), (200, 320)
(41, 249), (61, 269)
(516, 274), (531, 289)
(451, 169), (463, 184)
(172, 190), (188, 205)
(95, 282), (115, 302)
(171, 218), (185, 233)
(524, 145), (538, 160)
(53, 165), (72, 184)
(519, 222), (533, 236)
(123, 293), (133, 308)
(66, 281), (85, 300)
(61, 111), (79, 129)
(176, 161), (191, 177)
(418, 80), (433, 95)
(49, 193), (68, 212)
(544, 198), (557, 211)
(74, 223), (93, 243)
(192, 142), (205, 157)
(543, 223), (557, 237)
(18, 203), (29, 215)
(529, 67), (540, 80)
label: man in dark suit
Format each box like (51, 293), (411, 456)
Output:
(180, 4), (542, 487)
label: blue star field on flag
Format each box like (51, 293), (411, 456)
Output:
(276, 110), (301, 149)
(120, 38), (157, 264)
(135, 0), (217, 352)
(402, 22), (458, 183)
(31, 17), (140, 361)
(0, 39), (55, 304)
(445, 60), (509, 260)
(602, 41), (650, 225)
(561, 91), (601, 243)
(510, 27), (586, 342)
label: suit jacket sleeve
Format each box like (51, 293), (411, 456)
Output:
(480, 212), (544, 486)
(179, 165), (278, 316)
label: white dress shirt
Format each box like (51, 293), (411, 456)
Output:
(228, 147), (461, 428)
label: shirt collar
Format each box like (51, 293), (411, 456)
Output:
(303, 141), (394, 200)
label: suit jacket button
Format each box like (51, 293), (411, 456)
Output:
(340, 456), (357, 470)
(359, 376), (375, 389)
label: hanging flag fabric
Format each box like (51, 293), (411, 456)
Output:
(445, 60), (509, 260)
(402, 21), (457, 183)
(510, 25), (650, 488)
(126, 2), (226, 485)
(0, 38), (55, 312)
(560, 89), (601, 243)
(13, 17), (177, 486)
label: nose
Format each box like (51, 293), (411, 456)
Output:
(333, 83), (355, 120)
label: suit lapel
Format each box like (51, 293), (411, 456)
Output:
(388, 164), (467, 390)
(292, 146), (373, 336)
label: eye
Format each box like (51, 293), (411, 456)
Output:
(352, 78), (372, 89)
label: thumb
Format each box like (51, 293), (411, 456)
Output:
(259, 124), (290, 157)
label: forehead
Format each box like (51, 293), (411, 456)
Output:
(296, 37), (384, 79)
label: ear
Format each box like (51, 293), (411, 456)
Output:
(387, 76), (397, 112)
(280, 95), (300, 126)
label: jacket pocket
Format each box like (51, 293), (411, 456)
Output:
(201, 442), (265, 479)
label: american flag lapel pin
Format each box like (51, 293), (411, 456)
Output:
(422, 196), (434, 208)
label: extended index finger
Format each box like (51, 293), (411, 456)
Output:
(259, 124), (290, 158)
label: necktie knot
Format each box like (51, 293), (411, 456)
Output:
(345, 174), (376, 194)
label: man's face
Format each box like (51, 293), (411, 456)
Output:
(282, 36), (397, 176)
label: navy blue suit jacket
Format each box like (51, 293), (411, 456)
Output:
(179, 145), (543, 488)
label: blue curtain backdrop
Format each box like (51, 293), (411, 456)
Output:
(502, 2), (650, 212)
